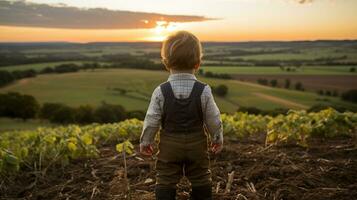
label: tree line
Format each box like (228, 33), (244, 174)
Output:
(197, 69), (232, 80)
(257, 78), (304, 91)
(203, 54), (357, 67)
(0, 52), (163, 68)
(0, 60), (234, 89)
(0, 92), (145, 124)
(0, 60), (164, 87)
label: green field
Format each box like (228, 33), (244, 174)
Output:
(22, 46), (158, 56)
(235, 51), (357, 62)
(202, 66), (357, 75)
(233, 53), (321, 61)
(0, 61), (86, 72)
(1, 68), (356, 113)
(0, 117), (54, 132)
(2, 63), (356, 75)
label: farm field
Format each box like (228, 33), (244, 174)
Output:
(2, 41), (357, 70)
(2, 137), (356, 200)
(232, 74), (357, 92)
(202, 66), (357, 93)
(0, 61), (86, 72)
(1, 68), (356, 112)
(0, 117), (54, 132)
(201, 66), (357, 75)
(20, 45), (159, 57)
(1, 109), (356, 200)
(236, 50), (357, 61)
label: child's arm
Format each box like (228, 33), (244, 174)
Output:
(202, 85), (224, 153)
(140, 86), (163, 155)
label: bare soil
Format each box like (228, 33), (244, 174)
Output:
(233, 75), (357, 93)
(1, 136), (357, 200)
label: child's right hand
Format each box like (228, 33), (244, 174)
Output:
(211, 143), (223, 154)
(140, 143), (154, 156)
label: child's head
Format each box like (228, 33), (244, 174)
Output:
(161, 31), (202, 71)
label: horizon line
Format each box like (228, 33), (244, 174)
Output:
(1, 39), (357, 44)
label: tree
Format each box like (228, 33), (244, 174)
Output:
(40, 103), (65, 119)
(0, 92), (40, 120)
(212, 85), (228, 97)
(53, 63), (79, 73)
(350, 67), (356, 72)
(94, 102), (127, 123)
(11, 69), (37, 79)
(295, 82), (304, 91)
(40, 103), (76, 124)
(317, 90), (324, 96)
(127, 110), (146, 120)
(270, 79), (278, 87)
(51, 105), (76, 124)
(204, 71), (214, 78)
(19, 94), (40, 120)
(0, 70), (15, 87)
(40, 67), (55, 74)
(75, 105), (95, 124)
(284, 79), (291, 89)
(257, 78), (268, 86)
(332, 90), (339, 97)
(341, 89), (357, 103)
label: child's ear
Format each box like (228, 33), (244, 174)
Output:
(194, 62), (200, 70)
(162, 59), (170, 71)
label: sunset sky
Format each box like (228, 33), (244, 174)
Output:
(1, 0), (357, 42)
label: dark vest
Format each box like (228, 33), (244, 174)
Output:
(160, 81), (206, 134)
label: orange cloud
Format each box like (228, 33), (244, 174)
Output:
(295, 0), (313, 3)
(0, 0), (214, 29)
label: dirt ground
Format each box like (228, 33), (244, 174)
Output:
(1, 135), (357, 200)
(233, 74), (357, 93)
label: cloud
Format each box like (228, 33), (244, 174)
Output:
(0, 0), (214, 29)
(294, 0), (314, 4)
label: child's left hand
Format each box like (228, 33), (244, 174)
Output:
(140, 143), (154, 156)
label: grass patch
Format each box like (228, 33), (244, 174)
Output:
(1, 68), (356, 112)
(202, 66), (357, 75)
(0, 117), (54, 132)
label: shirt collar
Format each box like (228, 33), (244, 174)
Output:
(168, 73), (197, 81)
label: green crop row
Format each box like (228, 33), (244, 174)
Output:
(1, 108), (356, 175)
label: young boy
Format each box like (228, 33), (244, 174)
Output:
(139, 31), (223, 200)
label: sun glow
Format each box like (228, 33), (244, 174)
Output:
(145, 20), (180, 41)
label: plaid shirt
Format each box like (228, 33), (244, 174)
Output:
(140, 73), (223, 146)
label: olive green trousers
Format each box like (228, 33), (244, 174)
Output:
(155, 131), (212, 189)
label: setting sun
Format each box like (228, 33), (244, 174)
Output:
(145, 21), (181, 41)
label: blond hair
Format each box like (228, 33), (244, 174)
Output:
(161, 31), (203, 70)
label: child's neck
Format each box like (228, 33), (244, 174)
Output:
(170, 69), (195, 74)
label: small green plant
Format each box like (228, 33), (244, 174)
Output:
(116, 140), (134, 155)
(116, 140), (134, 199)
